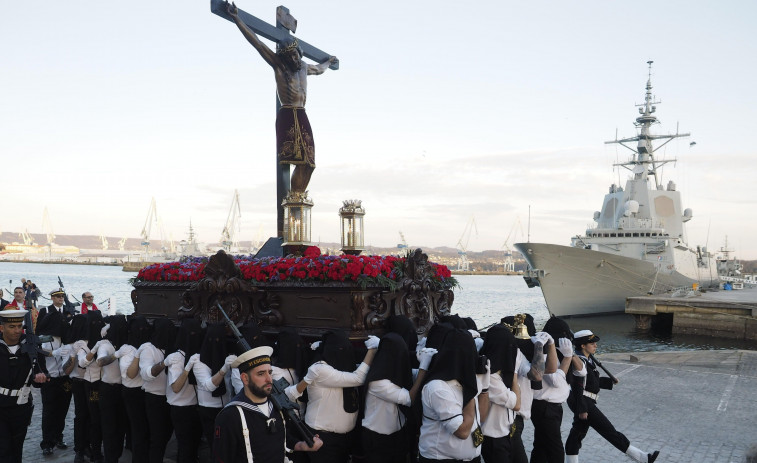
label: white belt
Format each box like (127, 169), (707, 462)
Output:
(583, 390), (598, 400)
(0, 387), (22, 397)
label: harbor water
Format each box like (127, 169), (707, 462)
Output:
(3, 262), (756, 353)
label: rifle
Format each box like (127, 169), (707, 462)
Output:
(216, 303), (315, 447)
(21, 308), (44, 385)
(57, 276), (80, 314)
(590, 354), (619, 384)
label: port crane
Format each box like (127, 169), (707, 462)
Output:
(502, 216), (525, 273)
(19, 229), (35, 245)
(397, 231), (409, 250)
(42, 207), (56, 256)
(118, 237), (127, 251)
(99, 231), (109, 250)
(220, 190), (242, 252)
(456, 216), (478, 271)
(140, 198), (160, 254)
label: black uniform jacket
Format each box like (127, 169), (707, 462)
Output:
(0, 335), (47, 407)
(568, 354), (614, 416)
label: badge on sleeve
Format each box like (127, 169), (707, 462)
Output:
(215, 425), (221, 439)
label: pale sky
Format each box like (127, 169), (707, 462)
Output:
(2, 1), (756, 258)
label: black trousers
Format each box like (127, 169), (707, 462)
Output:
(85, 380), (103, 458)
(171, 404), (202, 463)
(483, 433), (514, 463)
(198, 406), (222, 451)
(122, 386), (149, 463)
(510, 415), (529, 463)
(529, 399), (564, 463)
(362, 426), (409, 463)
(306, 426), (351, 463)
(144, 392), (173, 463)
(71, 378), (91, 453)
(0, 402), (34, 463)
(565, 398), (630, 456)
(99, 382), (126, 463)
(39, 376), (72, 449)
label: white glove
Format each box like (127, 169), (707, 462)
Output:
(100, 323), (110, 338)
(364, 335), (380, 350)
(416, 336), (427, 352)
(163, 354), (180, 367)
(474, 337), (484, 352)
(468, 329), (481, 339)
(417, 347), (438, 371)
(114, 345), (135, 359)
(72, 340), (88, 353)
(53, 345), (71, 359)
(220, 354), (237, 374)
(557, 338), (574, 357)
(540, 332), (554, 345)
(184, 354), (199, 372)
(310, 341), (321, 351)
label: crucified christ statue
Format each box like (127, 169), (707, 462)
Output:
(227, 1), (337, 195)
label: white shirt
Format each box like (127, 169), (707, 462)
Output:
(78, 345), (102, 382)
(97, 340), (121, 385)
(139, 342), (167, 396)
(192, 359), (231, 408)
(481, 372), (518, 438)
(515, 350), (534, 420)
(419, 379), (481, 461)
(63, 343), (85, 380)
(362, 379), (411, 435)
(165, 351), (198, 406)
(117, 345), (143, 389)
(533, 369), (570, 403)
(302, 361), (370, 434)
(42, 336), (64, 378)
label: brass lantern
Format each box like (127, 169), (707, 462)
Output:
(282, 191), (313, 248)
(339, 199), (365, 255)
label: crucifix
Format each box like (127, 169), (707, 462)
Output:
(211, 0), (339, 239)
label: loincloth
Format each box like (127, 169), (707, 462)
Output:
(276, 106), (315, 167)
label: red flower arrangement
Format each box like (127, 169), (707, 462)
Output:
(134, 248), (457, 290)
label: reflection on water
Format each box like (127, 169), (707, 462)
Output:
(451, 275), (757, 353)
(2, 264), (754, 352)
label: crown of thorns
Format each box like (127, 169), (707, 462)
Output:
(278, 38), (300, 54)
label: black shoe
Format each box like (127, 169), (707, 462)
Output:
(649, 450), (660, 463)
(56, 441), (68, 450)
(74, 452), (86, 463)
(42, 447), (54, 456)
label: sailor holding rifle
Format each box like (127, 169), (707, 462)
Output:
(0, 309), (49, 463)
(213, 345), (324, 462)
(565, 330), (660, 463)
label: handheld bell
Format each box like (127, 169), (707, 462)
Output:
(513, 313), (531, 339)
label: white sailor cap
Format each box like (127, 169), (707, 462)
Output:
(232, 346), (274, 373)
(573, 330), (600, 346)
(0, 309), (28, 324)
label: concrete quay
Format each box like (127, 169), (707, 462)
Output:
(21, 350), (757, 462)
(627, 287), (757, 341)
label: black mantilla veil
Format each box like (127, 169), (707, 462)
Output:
(542, 316), (573, 361)
(151, 318), (177, 354)
(85, 311), (105, 350)
(481, 325), (518, 388)
(200, 323), (228, 397)
(126, 315), (152, 349)
(104, 315), (129, 350)
(422, 328), (479, 406)
(462, 317), (478, 331)
(315, 330), (359, 413)
(175, 318), (204, 385)
(439, 314), (468, 330)
(273, 326), (307, 379)
(365, 332), (412, 390)
(425, 322), (454, 351)
(36, 309), (68, 339)
(385, 315), (419, 368)
(64, 314), (88, 345)
(239, 320), (270, 353)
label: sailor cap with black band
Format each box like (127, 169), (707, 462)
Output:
(232, 346), (274, 373)
(573, 329), (600, 346)
(49, 288), (65, 297)
(0, 309), (27, 324)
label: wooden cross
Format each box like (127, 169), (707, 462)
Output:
(211, 0), (338, 238)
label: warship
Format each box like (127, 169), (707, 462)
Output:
(515, 62), (719, 317)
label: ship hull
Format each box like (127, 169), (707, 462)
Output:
(514, 242), (710, 317)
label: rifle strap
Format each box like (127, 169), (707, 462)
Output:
(235, 406), (254, 463)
